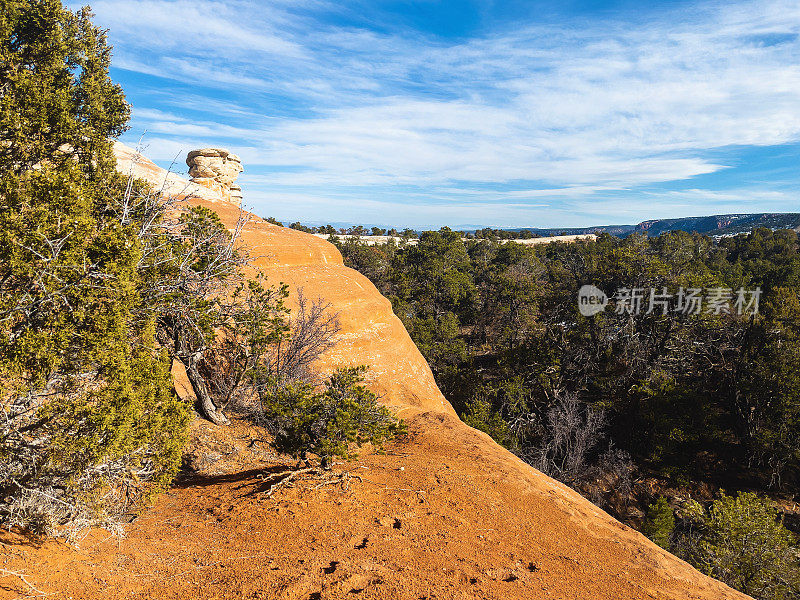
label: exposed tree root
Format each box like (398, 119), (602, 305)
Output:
(313, 470), (363, 493)
(255, 467), (365, 497)
(256, 467), (320, 498)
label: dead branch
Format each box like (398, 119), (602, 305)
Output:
(0, 568), (48, 598)
(313, 470), (363, 492)
(255, 467), (367, 498)
(270, 288), (341, 383)
(256, 467), (320, 498)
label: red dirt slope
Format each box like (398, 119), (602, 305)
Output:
(0, 146), (749, 600)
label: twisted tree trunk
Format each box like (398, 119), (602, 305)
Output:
(184, 350), (229, 425)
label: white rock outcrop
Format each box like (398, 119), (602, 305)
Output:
(114, 142), (221, 202)
(186, 148), (244, 206)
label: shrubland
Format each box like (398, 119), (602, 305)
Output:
(0, 0), (402, 539)
(336, 227), (800, 599)
(645, 493), (799, 600)
(337, 229), (800, 492)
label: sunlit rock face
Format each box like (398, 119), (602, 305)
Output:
(229, 183), (243, 206)
(186, 148), (244, 206)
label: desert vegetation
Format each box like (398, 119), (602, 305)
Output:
(0, 0), (189, 536)
(0, 0), (402, 539)
(1, 1), (796, 598)
(336, 227), (800, 599)
(646, 492), (799, 599)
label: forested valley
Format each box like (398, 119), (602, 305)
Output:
(335, 227), (800, 598)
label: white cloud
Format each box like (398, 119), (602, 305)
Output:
(78, 0), (307, 57)
(90, 0), (800, 225)
(131, 108), (256, 139)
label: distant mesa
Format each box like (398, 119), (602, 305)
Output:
(186, 148), (244, 206)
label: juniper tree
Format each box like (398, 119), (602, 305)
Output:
(642, 497), (676, 550)
(0, 0), (189, 535)
(193, 277), (291, 423)
(0, 0), (128, 174)
(0, 0), (362, 535)
(260, 366), (405, 465)
(679, 493), (800, 600)
(147, 205), (251, 425)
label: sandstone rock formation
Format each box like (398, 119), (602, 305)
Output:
(114, 141), (225, 203)
(186, 148), (244, 206)
(230, 183), (243, 205)
(0, 142), (750, 600)
(114, 142), (245, 207)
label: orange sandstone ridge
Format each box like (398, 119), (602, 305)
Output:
(0, 144), (749, 600)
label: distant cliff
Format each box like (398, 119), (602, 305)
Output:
(513, 212), (800, 238)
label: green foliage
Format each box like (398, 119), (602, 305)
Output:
(403, 228), (475, 320)
(260, 366), (405, 461)
(462, 395), (513, 448)
(461, 377), (535, 450)
(0, 0), (191, 535)
(339, 225), (800, 600)
(0, 0), (128, 174)
(0, 164), (192, 532)
(334, 235), (398, 293)
(629, 371), (706, 469)
(152, 205), (246, 355)
(406, 311), (467, 375)
(0, 0), (380, 539)
(232, 279), (290, 357)
(737, 287), (800, 481)
(289, 221), (312, 233)
(200, 278), (290, 413)
(685, 493), (799, 600)
(41, 347), (190, 498)
(340, 226), (800, 491)
(642, 497), (675, 550)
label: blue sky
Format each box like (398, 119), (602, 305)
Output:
(74, 0), (800, 228)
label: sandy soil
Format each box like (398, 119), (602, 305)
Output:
(0, 412), (748, 600)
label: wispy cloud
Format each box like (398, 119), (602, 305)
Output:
(88, 0), (307, 57)
(79, 0), (800, 226)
